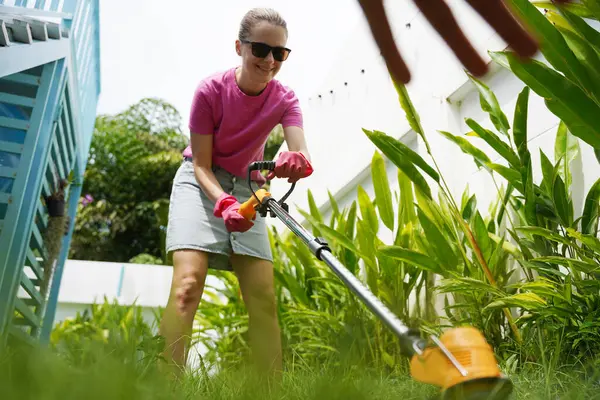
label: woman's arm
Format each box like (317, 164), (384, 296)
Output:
(190, 133), (226, 203)
(282, 125), (311, 162)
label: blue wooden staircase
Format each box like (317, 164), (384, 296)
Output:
(0, 0), (100, 346)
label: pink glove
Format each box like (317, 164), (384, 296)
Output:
(213, 193), (254, 233)
(266, 151), (314, 183)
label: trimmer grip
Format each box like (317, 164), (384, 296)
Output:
(249, 161), (276, 172)
(238, 189), (271, 220)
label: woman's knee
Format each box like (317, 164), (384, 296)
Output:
(171, 250), (209, 312)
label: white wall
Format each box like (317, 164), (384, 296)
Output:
(268, 0), (600, 235)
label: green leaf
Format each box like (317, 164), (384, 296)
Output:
(516, 226), (572, 246)
(327, 190), (340, 219)
(438, 130), (491, 169)
(581, 0), (600, 21)
(366, 129), (440, 182)
(556, 25), (600, 98)
(581, 178), (600, 234)
(491, 51), (600, 150)
(317, 222), (369, 261)
(531, 1), (596, 18)
(560, 8), (600, 53)
(398, 168), (417, 226)
(357, 185), (379, 234)
(566, 228), (600, 252)
(554, 121), (580, 190)
(307, 189), (323, 237)
(462, 194), (478, 221)
(513, 86), (531, 164)
(553, 173), (574, 227)
(392, 80), (425, 142)
(487, 163), (523, 193)
(505, 0), (594, 90)
(533, 256), (599, 274)
(467, 73), (510, 137)
(523, 159), (537, 226)
(377, 246), (443, 275)
(371, 151), (394, 231)
(539, 150), (555, 196)
(417, 206), (458, 270)
(465, 118), (520, 168)
(364, 129), (434, 199)
(483, 292), (547, 312)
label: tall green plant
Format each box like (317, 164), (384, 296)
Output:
(492, 0), (600, 162)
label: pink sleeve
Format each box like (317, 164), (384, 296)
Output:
(188, 82), (215, 134)
(281, 91), (303, 129)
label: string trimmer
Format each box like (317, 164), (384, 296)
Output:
(238, 161), (514, 400)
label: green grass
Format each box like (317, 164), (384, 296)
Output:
(1, 341), (599, 400)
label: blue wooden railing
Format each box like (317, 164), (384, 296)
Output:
(0, 0), (100, 345)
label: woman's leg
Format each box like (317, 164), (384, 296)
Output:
(230, 254), (282, 375)
(159, 249), (209, 375)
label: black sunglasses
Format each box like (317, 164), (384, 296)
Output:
(240, 40), (291, 62)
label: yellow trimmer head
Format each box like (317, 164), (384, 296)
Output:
(239, 162), (514, 400)
(410, 327), (513, 399)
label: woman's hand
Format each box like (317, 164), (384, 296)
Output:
(267, 151), (314, 183)
(357, 0), (572, 84)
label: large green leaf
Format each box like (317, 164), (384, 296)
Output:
(392, 80), (425, 142)
(438, 130), (491, 169)
(557, 25), (600, 100)
(487, 163), (523, 193)
(532, 256), (599, 274)
(581, 178), (600, 235)
(553, 174), (574, 227)
(532, 1), (596, 18)
(417, 206), (459, 270)
(371, 151), (395, 231)
(554, 121), (580, 190)
(581, 0), (600, 20)
(357, 185), (379, 234)
(513, 86), (531, 164)
(377, 246), (443, 275)
(365, 129), (440, 182)
(364, 129), (433, 199)
(467, 74), (510, 137)
(490, 51), (600, 150)
(316, 222), (369, 261)
(505, 0), (594, 90)
(465, 118), (520, 168)
(560, 8), (600, 52)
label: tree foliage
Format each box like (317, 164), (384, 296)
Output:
(69, 98), (188, 263)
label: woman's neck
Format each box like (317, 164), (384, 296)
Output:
(235, 67), (268, 96)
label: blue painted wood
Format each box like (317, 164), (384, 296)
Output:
(14, 0), (27, 7)
(0, 93), (36, 108)
(21, 272), (43, 305)
(0, 116), (29, 131)
(39, 157), (82, 342)
(3, 73), (40, 86)
(0, 167), (17, 179)
(26, 247), (43, 280)
(0, 140), (24, 154)
(0, 38), (69, 79)
(35, 0), (46, 9)
(50, 0), (59, 11)
(0, 59), (66, 342)
(14, 297), (40, 327)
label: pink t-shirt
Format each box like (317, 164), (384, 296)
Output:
(182, 67), (303, 184)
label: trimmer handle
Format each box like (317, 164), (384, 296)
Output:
(249, 161), (276, 173)
(240, 161), (295, 220)
(238, 189), (271, 220)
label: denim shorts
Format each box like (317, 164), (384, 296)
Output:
(165, 159), (273, 271)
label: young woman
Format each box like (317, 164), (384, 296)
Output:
(159, 8), (313, 376)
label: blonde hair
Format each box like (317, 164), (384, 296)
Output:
(238, 8), (288, 41)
